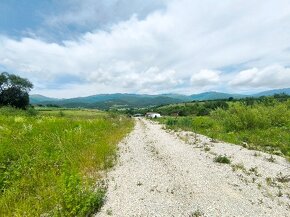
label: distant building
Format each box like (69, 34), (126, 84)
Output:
(146, 112), (161, 118)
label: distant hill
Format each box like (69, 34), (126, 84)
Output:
(253, 88), (290, 97)
(30, 93), (184, 109)
(30, 94), (60, 104)
(161, 94), (193, 102)
(30, 88), (290, 109)
(190, 91), (246, 101)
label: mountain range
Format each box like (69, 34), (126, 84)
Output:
(30, 88), (290, 110)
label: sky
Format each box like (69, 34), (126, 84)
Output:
(0, 0), (290, 98)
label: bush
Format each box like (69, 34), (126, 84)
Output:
(212, 103), (271, 131)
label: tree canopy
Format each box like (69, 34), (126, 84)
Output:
(0, 72), (33, 109)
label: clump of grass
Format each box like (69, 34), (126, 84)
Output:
(214, 155), (231, 164)
(204, 146), (211, 152)
(265, 177), (277, 187)
(266, 155), (276, 163)
(190, 209), (204, 217)
(0, 107), (133, 216)
(106, 208), (113, 215)
(231, 163), (246, 172)
(249, 167), (259, 176)
(276, 172), (290, 183)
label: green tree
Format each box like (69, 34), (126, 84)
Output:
(0, 72), (33, 109)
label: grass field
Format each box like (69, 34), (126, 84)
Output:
(0, 107), (133, 216)
(158, 99), (290, 159)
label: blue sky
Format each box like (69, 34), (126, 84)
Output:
(0, 0), (290, 98)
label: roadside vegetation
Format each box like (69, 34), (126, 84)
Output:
(0, 107), (133, 216)
(151, 95), (290, 159)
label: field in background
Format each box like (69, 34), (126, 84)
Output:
(157, 98), (290, 159)
(0, 107), (133, 216)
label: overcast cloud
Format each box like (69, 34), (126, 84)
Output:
(0, 0), (290, 97)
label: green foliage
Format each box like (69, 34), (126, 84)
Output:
(211, 102), (289, 131)
(159, 98), (290, 158)
(214, 155), (231, 164)
(0, 108), (133, 216)
(0, 72), (33, 109)
(166, 118), (178, 126)
(153, 100), (229, 117)
(54, 173), (105, 216)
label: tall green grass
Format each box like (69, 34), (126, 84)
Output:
(159, 100), (290, 158)
(0, 107), (133, 216)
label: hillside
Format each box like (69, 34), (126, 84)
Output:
(190, 91), (246, 101)
(29, 94), (60, 104)
(30, 94), (184, 109)
(253, 88), (290, 97)
(30, 88), (290, 109)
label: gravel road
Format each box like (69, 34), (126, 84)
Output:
(95, 118), (290, 217)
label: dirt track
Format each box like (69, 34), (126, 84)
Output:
(95, 118), (290, 217)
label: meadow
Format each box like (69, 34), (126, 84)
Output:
(157, 98), (290, 159)
(0, 107), (133, 216)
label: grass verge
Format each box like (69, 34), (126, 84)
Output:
(157, 100), (290, 159)
(0, 107), (133, 216)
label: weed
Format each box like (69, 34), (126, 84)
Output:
(265, 177), (271, 185)
(249, 167), (259, 176)
(190, 209), (204, 217)
(277, 190), (283, 197)
(0, 108), (133, 216)
(106, 209), (113, 215)
(204, 146), (211, 152)
(276, 172), (290, 183)
(214, 155), (231, 164)
(266, 155), (276, 163)
(265, 177), (277, 187)
(231, 163), (246, 172)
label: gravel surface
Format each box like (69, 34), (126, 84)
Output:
(95, 118), (290, 217)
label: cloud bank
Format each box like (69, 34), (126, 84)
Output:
(1, 0), (290, 97)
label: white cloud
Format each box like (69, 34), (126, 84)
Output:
(229, 65), (290, 89)
(190, 69), (221, 87)
(1, 0), (290, 97)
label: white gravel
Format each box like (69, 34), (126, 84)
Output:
(95, 118), (290, 217)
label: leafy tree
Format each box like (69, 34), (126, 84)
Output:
(0, 72), (33, 109)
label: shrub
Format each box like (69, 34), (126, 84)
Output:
(212, 103), (271, 131)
